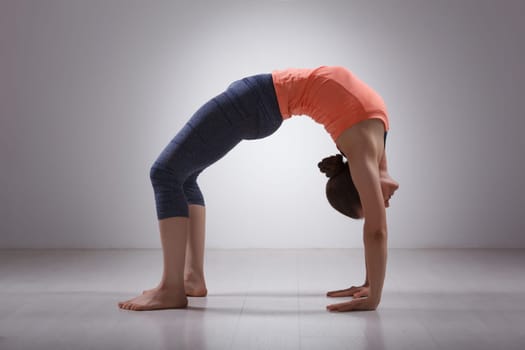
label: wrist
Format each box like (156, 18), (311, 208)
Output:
(367, 290), (382, 304)
(367, 296), (381, 307)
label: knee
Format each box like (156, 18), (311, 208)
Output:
(149, 163), (181, 189)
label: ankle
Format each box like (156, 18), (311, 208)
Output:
(157, 280), (185, 291)
(184, 269), (205, 281)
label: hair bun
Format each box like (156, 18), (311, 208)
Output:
(317, 154), (346, 178)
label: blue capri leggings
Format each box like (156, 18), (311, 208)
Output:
(150, 74), (283, 219)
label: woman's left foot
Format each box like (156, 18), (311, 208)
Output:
(118, 288), (188, 311)
(143, 274), (207, 297)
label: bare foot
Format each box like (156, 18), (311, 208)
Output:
(184, 276), (208, 297)
(143, 275), (207, 297)
(118, 287), (188, 311)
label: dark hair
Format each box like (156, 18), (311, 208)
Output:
(317, 154), (362, 219)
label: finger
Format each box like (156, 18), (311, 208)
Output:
(329, 298), (370, 312)
(353, 291), (368, 298)
(326, 289), (343, 296)
(326, 287), (358, 297)
(326, 301), (356, 312)
(326, 288), (357, 298)
(327, 291), (353, 297)
(326, 304), (344, 312)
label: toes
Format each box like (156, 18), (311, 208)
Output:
(131, 303), (143, 311)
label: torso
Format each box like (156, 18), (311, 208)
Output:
(335, 118), (386, 165)
(271, 66), (389, 143)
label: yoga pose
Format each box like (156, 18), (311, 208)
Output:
(118, 66), (399, 312)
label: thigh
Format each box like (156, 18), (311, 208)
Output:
(153, 97), (243, 178)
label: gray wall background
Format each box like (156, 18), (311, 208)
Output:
(1, 0), (524, 249)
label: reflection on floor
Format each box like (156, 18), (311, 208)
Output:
(0, 249), (524, 350)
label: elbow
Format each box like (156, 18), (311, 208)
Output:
(364, 229), (387, 242)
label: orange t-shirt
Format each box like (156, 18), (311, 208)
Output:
(271, 66), (389, 142)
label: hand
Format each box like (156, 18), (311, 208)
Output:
(326, 284), (378, 312)
(326, 296), (379, 312)
(326, 285), (369, 299)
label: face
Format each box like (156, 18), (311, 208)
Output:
(353, 173), (399, 219)
(380, 173), (399, 208)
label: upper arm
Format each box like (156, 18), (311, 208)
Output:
(346, 138), (387, 234)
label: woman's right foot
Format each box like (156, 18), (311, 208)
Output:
(144, 275), (207, 297)
(118, 287), (188, 311)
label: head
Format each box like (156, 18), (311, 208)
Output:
(318, 154), (399, 219)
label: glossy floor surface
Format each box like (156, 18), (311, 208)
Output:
(0, 249), (524, 350)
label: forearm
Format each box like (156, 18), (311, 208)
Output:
(364, 255), (369, 286)
(363, 230), (387, 304)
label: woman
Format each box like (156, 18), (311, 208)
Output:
(118, 66), (399, 312)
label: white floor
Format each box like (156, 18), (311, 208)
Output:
(0, 249), (524, 350)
